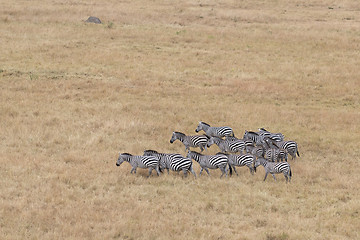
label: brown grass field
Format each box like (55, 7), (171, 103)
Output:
(1, 0), (360, 239)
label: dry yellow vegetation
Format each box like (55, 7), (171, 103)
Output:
(1, 0), (360, 239)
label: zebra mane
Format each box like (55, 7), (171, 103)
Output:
(247, 131), (259, 135)
(174, 131), (186, 136)
(259, 128), (268, 132)
(216, 152), (228, 155)
(144, 149), (159, 154)
(200, 121), (210, 127)
(121, 153), (133, 156)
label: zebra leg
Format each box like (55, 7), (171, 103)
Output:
(155, 166), (161, 176)
(271, 173), (277, 181)
(182, 169), (188, 178)
(147, 168), (154, 178)
(204, 168), (210, 176)
(199, 168), (204, 176)
(232, 166), (238, 176)
(189, 165), (197, 178)
(264, 172), (269, 181)
(199, 144), (204, 152)
(220, 167), (226, 178)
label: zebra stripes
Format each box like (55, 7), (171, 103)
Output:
(254, 158), (292, 182)
(195, 121), (234, 138)
(170, 131), (208, 152)
(116, 153), (161, 177)
(207, 136), (245, 153)
(143, 150), (196, 177)
(268, 140), (300, 160)
(218, 153), (256, 175)
(186, 151), (231, 178)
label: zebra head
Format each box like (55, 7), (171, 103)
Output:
(117, 152), (131, 166)
(254, 157), (266, 168)
(195, 121), (209, 133)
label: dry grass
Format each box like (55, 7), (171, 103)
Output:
(1, 0), (360, 239)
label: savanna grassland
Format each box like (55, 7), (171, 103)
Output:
(1, 0), (360, 239)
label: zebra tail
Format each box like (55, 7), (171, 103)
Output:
(228, 163), (233, 176)
(290, 169), (292, 177)
(297, 150), (300, 157)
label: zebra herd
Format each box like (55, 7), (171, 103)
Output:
(116, 121), (299, 182)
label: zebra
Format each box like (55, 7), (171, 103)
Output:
(170, 131), (208, 152)
(264, 148), (288, 162)
(207, 136), (245, 153)
(254, 157), (292, 182)
(218, 153), (256, 176)
(143, 150), (196, 178)
(262, 138), (288, 162)
(186, 151), (232, 178)
(243, 130), (263, 145)
(195, 121), (235, 138)
(266, 139), (300, 160)
(116, 153), (161, 177)
(225, 136), (255, 153)
(258, 128), (285, 142)
(248, 145), (265, 158)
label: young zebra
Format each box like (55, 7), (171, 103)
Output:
(195, 121), (235, 138)
(254, 158), (292, 182)
(143, 150), (196, 178)
(116, 153), (161, 177)
(218, 153), (256, 176)
(186, 151), (231, 178)
(262, 137), (288, 162)
(207, 136), (245, 153)
(170, 131), (208, 152)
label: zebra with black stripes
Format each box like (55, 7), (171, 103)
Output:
(243, 130), (263, 145)
(195, 121), (235, 138)
(262, 138), (288, 162)
(207, 136), (245, 153)
(258, 128), (285, 142)
(225, 136), (255, 153)
(186, 151), (231, 178)
(170, 131), (208, 152)
(267, 139), (300, 160)
(254, 157), (292, 182)
(116, 153), (161, 177)
(143, 150), (196, 178)
(218, 153), (256, 175)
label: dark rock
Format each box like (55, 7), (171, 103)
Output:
(85, 16), (102, 24)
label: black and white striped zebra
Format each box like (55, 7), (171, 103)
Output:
(258, 128), (285, 142)
(116, 153), (161, 177)
(143, 150), (196, 178)
(186, 151), (232, 178)
(195, 121), (235, 138)
(218, 153), (256, 176)
(225, 136), (255, 153)
(207, 136), (245, 153)
(262, 138), (288, 162)
(170, 131), (208, 152)
(254, 157), (292, 182)
(243, 130), (263, 145)
(267, 139), (300, 160)
(248, 145), (265, 158)
(264, 148), (288, 162)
